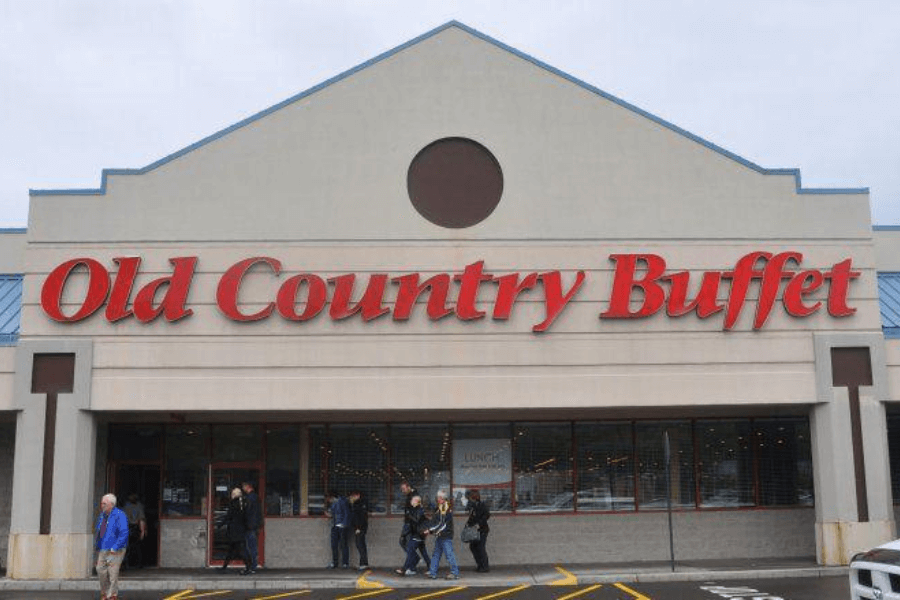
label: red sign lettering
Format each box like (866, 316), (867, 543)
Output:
(39, 252), (859, 331)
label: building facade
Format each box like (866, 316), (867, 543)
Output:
(2, 22), (900, 578)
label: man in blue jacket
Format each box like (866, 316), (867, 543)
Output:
(325, 491), (351, 568)
(95, 493), (129, 600)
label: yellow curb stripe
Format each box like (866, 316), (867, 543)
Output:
(613, 583), (651, 600)
(180, 592), (232, 600)
(474, 584), (531, 600)
(251, 591), (312, 600)
(357, 570), (388, 589)
(550, 566), (578, 586)
(336, 588), (394, 600)
(554, 584), (603, 600)
(408, 585), (468, 600)
(163, 591), (194, 600)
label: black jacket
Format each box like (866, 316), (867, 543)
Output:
(244, 491), (262, 531)
(350, 496), (369, 534)
(222, 497), (247, 543)
(404, 504), (428, 541)
(427, 504), (454, 540)
(466, 499), (490, 534)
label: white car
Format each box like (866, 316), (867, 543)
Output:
(850, 539), (900, 600)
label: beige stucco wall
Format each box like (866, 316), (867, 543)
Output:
(0, 230), (26, 274)
(15, 25), (878, 416)
(874, 228), (900, 272)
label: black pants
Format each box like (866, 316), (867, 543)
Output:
(126, 525), (143, 568)
(469, 531), (489, 570)
(222, 540), (248, 568)
(354, 530), (369, 566)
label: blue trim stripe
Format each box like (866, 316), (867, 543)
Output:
(0, 274), (22, 347)
(874, 225), (900, 231)
(29, 20), (868, 198)
(878, 273), (900, 339)
(0, 228), (26, 234)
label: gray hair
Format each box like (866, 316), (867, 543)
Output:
(436, 490), (447, 500)
(102, 493), (117, 506)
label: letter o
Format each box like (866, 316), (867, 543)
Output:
(41, 258), (111, 322)
(277, 274), (327, 321)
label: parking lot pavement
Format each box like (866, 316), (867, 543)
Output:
(0, 576), (853, 600)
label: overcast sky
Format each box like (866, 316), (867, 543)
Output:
(1, 0), (898, 228)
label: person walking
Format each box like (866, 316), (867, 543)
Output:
(349, 490), (369, 570)
(122, 492), (147, 569)
(95, 493), (129, 600)
(241, 481), (262, 575)
(219, 487), (249, 571)
(465, 489), (491, 572)
(426, 490), (460, 580)
(326, 491), (351, 568)
(396, 494), (429, 576)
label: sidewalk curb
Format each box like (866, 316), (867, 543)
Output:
(0, 566), (850, 591)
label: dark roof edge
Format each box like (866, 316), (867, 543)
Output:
(29, 20), (868, 198)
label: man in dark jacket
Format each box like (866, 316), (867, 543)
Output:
(326, 491), (351, 568)
(465, 489), (491, 572)
(349, 490), (369, 570)
(395, 494), (430, 576)
(219, 487), (248, 571)
(241, 481), (262, 575)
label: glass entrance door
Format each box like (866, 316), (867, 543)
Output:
(207, 463), (264, 567)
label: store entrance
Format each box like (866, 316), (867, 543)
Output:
(110, 462), (161, 568)
(207, 463), (264, 567)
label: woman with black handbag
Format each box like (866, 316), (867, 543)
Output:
(465, 489), (490, 572)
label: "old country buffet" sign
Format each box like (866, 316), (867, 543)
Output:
(40, 252), (859, 332)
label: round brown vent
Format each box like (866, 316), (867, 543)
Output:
(407, 137), (504, 229)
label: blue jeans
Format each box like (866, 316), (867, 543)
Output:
(429, 536), (459, 577)
(331, 526), (349, 567)
(244, 530), (259, 570)
(402, 536), (429, 572)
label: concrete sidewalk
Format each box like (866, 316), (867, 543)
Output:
(0, 558), (849, 592)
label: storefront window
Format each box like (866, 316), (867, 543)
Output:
(756, 418), (813, 506)
(308, 425), (327, 515)
(698, 420), (754, 508)
(163, 424), (209, 517)
(452, 423), (513, 512)
(266, 426), (300, 516)
(636, 421), (695, 509)
(390, 424), (451, 513)
(329, 425), (389, 514)
(513, 423), (573, 512)
(212, 424), (262, 462)
(889, 413), (900, 505)
(109, 424), (161, 461)
(575, 422), (635, 511)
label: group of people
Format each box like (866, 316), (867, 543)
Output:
(395, 482), (491, 579)
(324, 489), (370, 569)
(216, 481), (264, 575)
(325, 481), (490, 579)
(93, 482), (261, 600)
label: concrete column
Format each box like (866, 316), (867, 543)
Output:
(812, 333), (895, 565)
(6, 339), (95, 579)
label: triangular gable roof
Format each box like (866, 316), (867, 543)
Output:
(31, 21), (866, 198)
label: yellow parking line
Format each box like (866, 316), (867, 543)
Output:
(550, 566), (578, 586)
(179, 592), (232, 600)
(474, 584), (531, 600)
(613, 583), (650, 600)
(408, 585), (467, 600)
(251, 591), (312, 600)
(336, 588), (394, 600)
(163, 592), (194, 600)
(554, 584), (603, 600)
